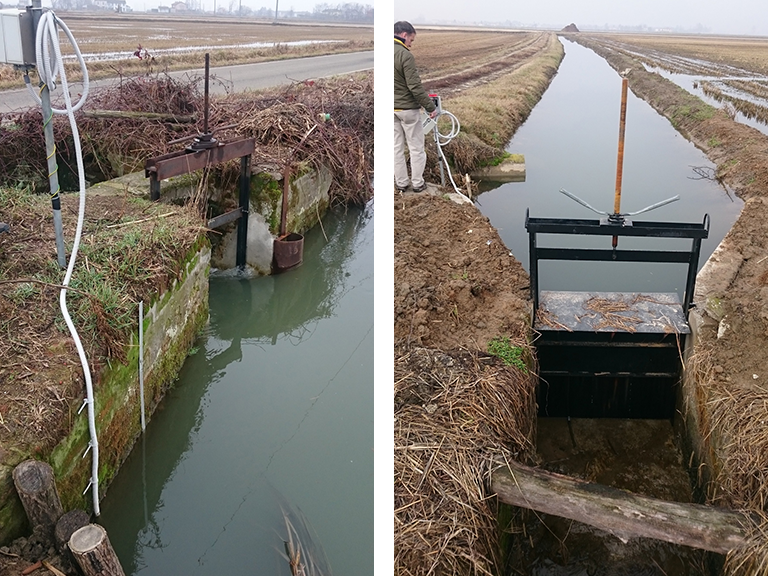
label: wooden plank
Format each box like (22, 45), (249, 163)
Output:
(536, 291), (690, 334)
(492, 461), (750, 554)
(207, 207), (242, 229)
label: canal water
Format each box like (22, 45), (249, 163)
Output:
(99, 204), (374, 575)
(473, 39), (735, 575)
(475, 38), (743, 297)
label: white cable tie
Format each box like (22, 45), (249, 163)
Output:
(82, 480), (92, 495)
(82, 442), (92, 458)
(78, 398), (89, 414)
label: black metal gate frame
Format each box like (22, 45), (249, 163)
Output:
(145, 138), (256, 270)
(525, 210), (710, 320)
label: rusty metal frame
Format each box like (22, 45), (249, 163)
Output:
(145, 138), (256, 200)
(145, 137), (256, 270)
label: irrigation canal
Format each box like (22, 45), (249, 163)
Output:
(473, 39), (741, 573)
(98, 204), (373, 575)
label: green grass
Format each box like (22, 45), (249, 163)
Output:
(2, 185), (203, 362)
(487, 336), (527, 372)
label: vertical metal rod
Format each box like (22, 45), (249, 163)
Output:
(149, 172), (161, 201)
(280, 164), (291, 237)
(41, 84), (68, 268)
(612, 76), (629, 249)
(203, 53), (210, 135)
(236, 155), (251, 269)
(139, 300), (145, 432)
(614, 77), (629, 215)
(33, 0), (66, 267)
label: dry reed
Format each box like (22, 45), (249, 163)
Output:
(0, 71), (373, 206)
(684, 342), (768, 573)
(394, 346), (537, 576)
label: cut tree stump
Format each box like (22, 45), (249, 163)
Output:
(492, 460), (751, 554)
(12, 460), (64, 537)
(69, 524), (126, 576)
(55, 509), (91, 553)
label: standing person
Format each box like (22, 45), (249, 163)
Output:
(394, 21), (437, 193)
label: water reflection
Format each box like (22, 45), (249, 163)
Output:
(474, 39), (742, 296)
(99, 204), (373, 576)
(209, 205), (371, 350)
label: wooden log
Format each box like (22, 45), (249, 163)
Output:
(492, 460), (750, 554)
(55, 509), (90, 553)
(12, 460), (64, 537)
(69, 524), (126, 576)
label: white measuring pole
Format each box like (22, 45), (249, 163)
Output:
(139, 301), (146, 431)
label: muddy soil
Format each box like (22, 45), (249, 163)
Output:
(394, 190), (530, 354)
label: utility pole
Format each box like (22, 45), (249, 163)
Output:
(274, 0), (278, 20)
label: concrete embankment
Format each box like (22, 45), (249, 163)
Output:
(0, 162), (332, 544)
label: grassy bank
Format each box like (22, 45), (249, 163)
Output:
(436, 33), (564, 173)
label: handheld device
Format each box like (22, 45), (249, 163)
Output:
(421, 93), (441, 133)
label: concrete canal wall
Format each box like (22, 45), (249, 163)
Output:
(0, 164), (331, 542)
(679, 196), (767, 504)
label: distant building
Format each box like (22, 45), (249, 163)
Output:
(170, 1), (186, 11)
(157, 4), (170, 12)
(92, 0), (127, 10)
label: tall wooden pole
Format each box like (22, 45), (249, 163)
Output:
(612, 76), (629, 249)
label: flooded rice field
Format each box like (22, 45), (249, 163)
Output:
(594, 36), (768, 136)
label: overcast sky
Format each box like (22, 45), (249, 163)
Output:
(393, 0), (768, 36)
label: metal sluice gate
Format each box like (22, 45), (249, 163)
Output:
(526, 210), (709, 419)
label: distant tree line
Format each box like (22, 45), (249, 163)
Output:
(311, 2), (372, 22)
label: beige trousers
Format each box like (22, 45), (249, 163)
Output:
(394, 109), (426, 189)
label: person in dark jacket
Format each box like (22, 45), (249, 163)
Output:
(394, 21), (437, 193)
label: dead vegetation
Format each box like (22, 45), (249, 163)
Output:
(0, 70), (373, 206)
(394, 347), (537, 576)
(0, 186), (203, 455)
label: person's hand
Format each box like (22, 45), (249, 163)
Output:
(429, 109), (439, 119)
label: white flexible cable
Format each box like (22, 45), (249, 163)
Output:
(32, 10), (99, 515)
(26, 11), (89, 113)
(432, 109), (470, 200)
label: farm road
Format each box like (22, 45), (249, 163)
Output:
(0, 50), (373, 113)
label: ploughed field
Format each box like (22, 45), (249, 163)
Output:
(0, 13), (371, 88)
